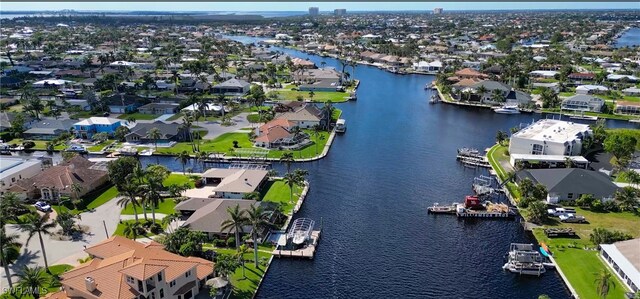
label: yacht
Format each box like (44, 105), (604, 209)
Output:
(493, 105), (521, 114)
(65, 144), (87, 153)
(335, 119), (347, 133)
(502, 243), (546, 276)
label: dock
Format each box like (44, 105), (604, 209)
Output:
(457, 210), (515, 219)
(272, 230), (321, 259)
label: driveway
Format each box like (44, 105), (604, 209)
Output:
(199, 112), (255, 139)
(1, 197), (122, 286)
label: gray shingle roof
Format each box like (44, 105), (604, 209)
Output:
(517, 168), (619, 199)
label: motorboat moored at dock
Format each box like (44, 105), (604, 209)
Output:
(335, 119), (347, 133)
(502, 243), (547, 276)
(493, 105), (521, 114)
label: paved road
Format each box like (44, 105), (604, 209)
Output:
(1, 197), (122, 287)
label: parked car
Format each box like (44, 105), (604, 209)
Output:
(559, 213), (586, 223)
(548, 207), (576, 217)
(34, 201), (52, 212)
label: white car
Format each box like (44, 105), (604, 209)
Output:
(34, 201), (52, 212)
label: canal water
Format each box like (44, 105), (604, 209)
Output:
(614, 27), (640, 48)
(12, 37), (638, 298)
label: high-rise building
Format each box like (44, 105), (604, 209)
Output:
(433, 8), (443, 14)
(309, 7), (319, 16)
(334, 9), (347, 16)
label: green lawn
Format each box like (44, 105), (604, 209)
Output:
(166, 112), (183, 121)
(260, 180), (301, 215)
(559, 92), (575, 97)
(87, 140), (116, 152)
(157, 130), (331, 159)
(532, 230), (628, 299)
(0, 264), (73, 299)
(487, 144), (509, 181)
(271, 90), (350, 103)
(121, 174), (194, 215)
(8, 139), (67, 151)
(117, 113), (160, 120)
(603, 95), (640, 102)
(247, 113), (261, 123)
(207, 247), (273, 299)
(542, 108), (634, 121)
(52, 185), (119, 214)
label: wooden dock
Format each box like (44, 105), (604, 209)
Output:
(272, 230), (321, 259)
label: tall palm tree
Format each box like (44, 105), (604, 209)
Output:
(1, 228), (21, 288)
(594, 269), (615, 299)
(0, 192), (25, 226)
(311, 125), (323, 155)
(220, 204), (248, 249)
(147, 127), (162, 152)
(235, 244), (250, 278)
(117, 178), (142, 223)
(20, 213), (56, 272)
(280, 152), (295, 174)
(16, 266), (49, 298)
(246, 204), (270, 267)
(176, 151), (191, 174)
(283, 172), (298, 204)
(196, 151), (209, 172)
(615, 187), (638, 212)
(141, 165), (169, 223)
(70, 183), (83, 200)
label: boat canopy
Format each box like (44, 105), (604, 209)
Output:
(287, 218), (315, 243)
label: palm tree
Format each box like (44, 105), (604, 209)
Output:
(235, 244), (250, 278)
(245, 204), (270, 267)
(0, 192), (25, 226)
(162, 212), (181, 233)
(195, 151), (209, 172)
(476, 85), (488, 101)
(594, 269), (615, 298)
(122, 221), (141, 239)
(280, 152), (295, 174)
(623, 170), (640, 188)
(20, 213), (56, 272)
(220, 204), (248, 249)
(283, 172), (298, 204)
(615, 187), (638, 212)
(1, 228), (21, 288)
(70, 183), (83, 200)
(147, 127), (162, 152)
(117, 178), (142, 223)
(176, 151), (191, 174)
(141, 165), (169, 223)
(16, 266), (49, 298)
(308, 90), (315, 101)
(311, 125), (323, 155)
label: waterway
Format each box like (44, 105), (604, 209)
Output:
(12, 36), (638, 298)
(614, 27), (640, 48)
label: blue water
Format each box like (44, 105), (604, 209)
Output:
(13, 35), (638, 299)
(614, 27), (640, 48)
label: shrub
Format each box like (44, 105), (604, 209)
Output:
(232, 140), (239, 148)
(149, 223), (163, 234)
(226, 237), (236, 248)
(72, 199), (86, 210)
(22, 141), (36, 149)
(590, 227), (632, 245)
(194, 179), (204, 188)
(213, 239), (226, 247)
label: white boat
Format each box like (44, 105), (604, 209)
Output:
(139, 149), (154, 156)
(493, 105), (521, 114)
(503, 243), (546, 276)
(335, 119), (346, 133)
(629, 119), (640, 123)
(569, 112), (598, 121)
(118, 146), (138, 156)
(292, 231), (307, 245)
(65, 144), (87, 152)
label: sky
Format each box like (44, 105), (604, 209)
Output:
(1, 2), (639, 12)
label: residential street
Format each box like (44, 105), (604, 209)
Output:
(1, 197), (122, 286)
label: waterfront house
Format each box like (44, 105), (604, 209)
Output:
(253, 118), (304, 148)
(561, 94), (605, 112)
(600, 238), (639, 293)
(46, 236), (214, 299)
(615, 101), (640, 115)
(73, 117), (122, 139)
(182, 168), (269, 200)
(137, 102), (180, 115)
(622, 87), (640, 96)
(22, 118), (76, 140)
(125, 121), (189, 144)
(509, 119), (592, 157)
(211, 78), (250, 96)
(454, 68), (489, 80)
(7, 156), (109, 201)
(413, 60), (442, 73)
(0, 157), (42, 196)
(177, 198), (260, 237)
(292, 58), (316, 69)
(516, 168), (619, 203)
(277, 103), (326, 129)
(568, 72), (596, 83)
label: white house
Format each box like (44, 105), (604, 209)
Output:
(509, 119), (592, 156)
(600, 238), (640, 292)
(576, 85), (609, 95)
(413, 60), (442, 73)
(0, 158), (42, 196)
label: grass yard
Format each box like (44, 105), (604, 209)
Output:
(0, 264), (73, 299)
(260, 179), (302, 214)
(117, 113), (160, 120)
(87, 140), (115, 152)
(156, 130), (331, 159)
(247, 113), (261, 123)
(559, 92), (575, 97)
(8, 139), (67, 151)
(121, 199), (177, 215)
(532, 229), (628, 299)
(271, 90), (350, 103)
(207, 247), (274, 299)
(166, 112), (183, 121)
(602, 95), (640, 103)
(487, 144), (509, 181)
(52, 185), (119, 214)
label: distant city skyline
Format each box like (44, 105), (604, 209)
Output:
(1, 2), (639, 12)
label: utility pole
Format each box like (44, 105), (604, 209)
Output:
(103, 220), (108, 238)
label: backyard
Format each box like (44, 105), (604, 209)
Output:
(117, 113), (161, 121)
(260, 179), (303, 215)
(120, 174), (196, 215)
(0, 264), (73, 299)
(52, 185), (119, 214)
(205, 246), (274, 299)
(271, 89), (350, 103)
